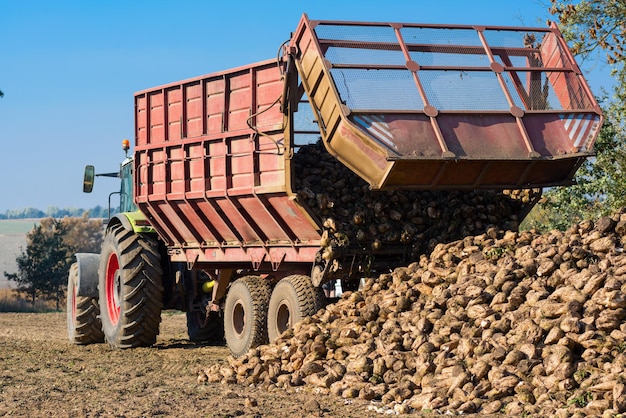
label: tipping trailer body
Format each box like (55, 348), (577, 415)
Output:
(133, 14), (602, 276)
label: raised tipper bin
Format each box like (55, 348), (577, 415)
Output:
(290, 14), (603, 190)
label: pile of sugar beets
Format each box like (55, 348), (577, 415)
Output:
(289, 140), (541, 259)
(202, 210), (626, 416)
(200, 142), (626, 416)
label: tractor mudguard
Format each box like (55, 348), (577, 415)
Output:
(110, 211), (155, 234)
(74, 253), (100, 298)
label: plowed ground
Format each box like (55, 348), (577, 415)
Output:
(0, 312), (450, 417)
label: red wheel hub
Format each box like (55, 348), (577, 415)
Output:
(105, 252), (121, 325)
(70, 284), (77, 325)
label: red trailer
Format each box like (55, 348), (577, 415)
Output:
(69, 14), (602, 357)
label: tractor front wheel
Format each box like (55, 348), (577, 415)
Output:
(67, 263), (104, 345)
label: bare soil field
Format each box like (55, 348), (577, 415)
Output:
(0, 311), (444, 418)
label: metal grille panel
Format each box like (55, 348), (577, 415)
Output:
(330, 68), (423, 110)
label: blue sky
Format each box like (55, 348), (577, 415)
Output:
(0, 0), (615, 213)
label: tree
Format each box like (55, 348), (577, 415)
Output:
(523, 116), (625, 230)
(549, 1), (625, 60)
(1, 206), (111, 219)
(524, 1), (626, 231)
(53, 213), (104, 254)
(4, 220), (72, 309)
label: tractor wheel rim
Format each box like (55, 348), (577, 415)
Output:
(105, 252), (121, 325)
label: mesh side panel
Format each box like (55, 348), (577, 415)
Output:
(314, 23), (397, 42)
(410, 49), (491, 67)
(307, 19), (597, 116)
(420, 70), (510, 111)
(503, 71), (591, 111)
(293, 100), (321, 146)
(400, 27), (482, 46)
(510, 71), (556, 110)
(547, 71), (593, 110)
(503, 55), (531, 67)
(294, 100), (317, 130)
(330, 69), (423, 110)
(325, 46), (405, 65)
(483, 29), (549, 48)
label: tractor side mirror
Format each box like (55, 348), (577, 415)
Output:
(83, 165), (95, 193)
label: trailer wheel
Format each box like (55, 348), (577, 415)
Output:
(267, 275), (325, 343)
(67, 263), (104, 344)
(224, 276), (270, 358)
(98, 224), (163, 348)
(187, 310), (224, 343)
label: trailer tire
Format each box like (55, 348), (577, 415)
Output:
(267, 275), (325, 343)
(98, 224), (163, 348)
(224, 276), (270, 358)
(67, 263), (104, 344)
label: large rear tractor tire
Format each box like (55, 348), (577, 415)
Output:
(98, 224), (163, 348)
(267, 275), (325, 343)
(67, 263), (104, 344)
(223, 276), (271, 358)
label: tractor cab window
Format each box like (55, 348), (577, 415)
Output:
(120, 158), (137, 213)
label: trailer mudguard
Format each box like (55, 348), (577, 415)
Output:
(74, 253), (100, 298)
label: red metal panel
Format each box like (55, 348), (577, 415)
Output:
(228, 72), (253, 131)
(148, 148), (166, 197)
(207, 139), (226, 191)
(540, 31), (592, 112)
(169, 246), (320, 265)
(152, 202), (189, 245)
(168, 203), (213, 245)
(256, 66), (285, 128)
(257, 134), (286, 189)
(194, 199), (241, 244)
(229, 135), (255, 190)
(166, 87), (182, 141)
(215, 197), (262, 245)
(437, 114), (528, 159)
(135, 151), (148, 199)
(187, 141), (205, 194)
(168, 145), (185, 195)
(148, 92), (165, 143)
(185, 82), (203, 138)
(206, 78), (225, 134)
(266, 196), (321, 243)
(135, 95), (148, 146)
(237, 196), (293, 244)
